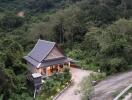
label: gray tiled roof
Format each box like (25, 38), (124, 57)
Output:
(24, 39), (70, 68)
(24, 56), (40, 67)
(28, 39), (55, 62)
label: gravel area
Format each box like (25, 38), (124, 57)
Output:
(56, 67), (93, 100)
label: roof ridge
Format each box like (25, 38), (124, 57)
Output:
(38, 39), (56, 61)
(38, 39), (56, 44)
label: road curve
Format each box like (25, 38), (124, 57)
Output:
(91, 71), (132, 100)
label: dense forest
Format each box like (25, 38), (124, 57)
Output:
(0, 0), (132, 99)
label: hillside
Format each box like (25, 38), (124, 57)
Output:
(0, 0), (81, 14)
(0, 0), (132, 99)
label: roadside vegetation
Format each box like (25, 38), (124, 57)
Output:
(0, 0), (132, 99)
(79, 72), (106, 100)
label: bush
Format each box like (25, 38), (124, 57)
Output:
(79, 72), (106, 100)
(63, 68), (71, 82)
(79, 76), (93, 100)
(90, 72), (106, 82)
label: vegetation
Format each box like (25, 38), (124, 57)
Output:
(79, 72), (106, 100)
(37, 68), (71, 100)
(79, 76), (93, 100)
(0, 0), (132, 99)
(90, 72), (106, 83)
(82, 19), (132, 75)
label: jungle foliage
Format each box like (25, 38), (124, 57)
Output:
(0, 0), (132, 99)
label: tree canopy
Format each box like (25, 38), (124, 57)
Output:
(0, 0), (132, 99)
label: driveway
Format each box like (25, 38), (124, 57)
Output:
(56, 67), (92, 100)
(91, 71), (132, 100)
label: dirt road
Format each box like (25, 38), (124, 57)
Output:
(91, 71), (132, 100)
(56, 67), (93, 100)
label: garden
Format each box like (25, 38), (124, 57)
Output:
(36, 68), (71, 100)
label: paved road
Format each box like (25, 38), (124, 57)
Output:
(56, 67), (92, 100)
(91, 71), (132, 100)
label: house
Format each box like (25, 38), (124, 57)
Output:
(24, 39), (73, 80)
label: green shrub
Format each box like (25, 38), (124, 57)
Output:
(79, 76), (93, 100)
(90, 72), (106, 82)
(79, 72), (106, 100)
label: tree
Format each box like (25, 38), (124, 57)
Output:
(82, 19), (132, 74)
(0, 14), (24, 31)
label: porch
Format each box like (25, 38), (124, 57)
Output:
(27, 62), (70, 79)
